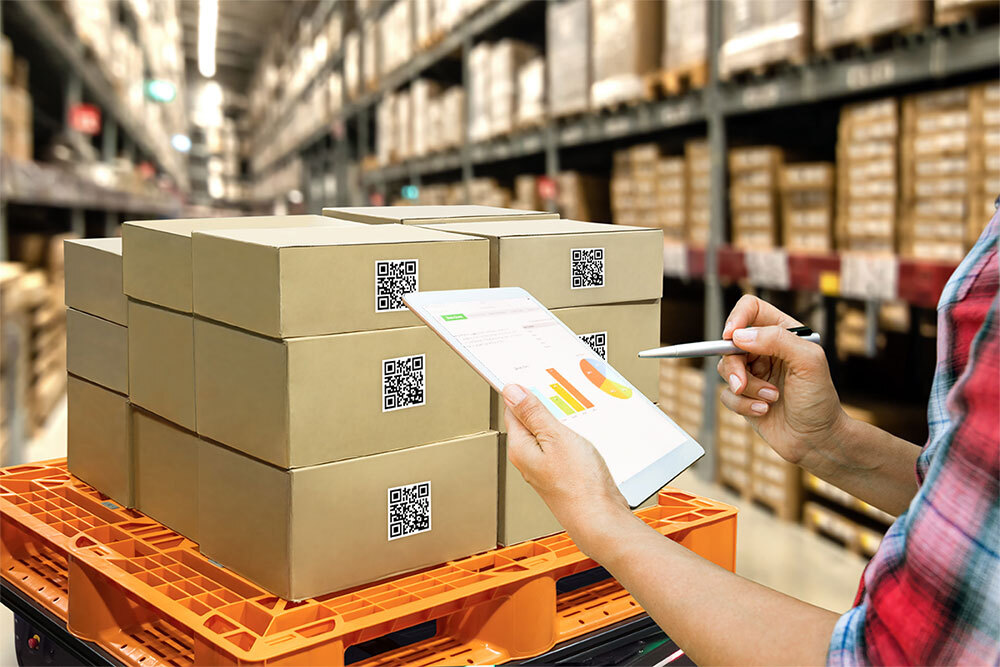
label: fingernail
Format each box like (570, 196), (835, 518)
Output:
(503, 385), (528, 406)
(750, 401), (768, 414)
(723, 320), (734, 335)
(758, 388), (779, 401)
(728, 374), (741, 392)
(733, 328), (757, 343)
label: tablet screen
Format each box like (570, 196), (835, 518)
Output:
(413, 290), (703, 502)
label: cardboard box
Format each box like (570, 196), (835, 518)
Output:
(67, 375), (132, 507)
(66, 308), (128, 394)
(322, 205), (557, 226)
(195, 320), (490, 468)
(128, 300), (195, 431)
(64, 238), (127, 325)
(421, 220), (663, 309)
(191, 224), (490, 338)
(122, 215), (352, 313)
(491, 301), (661, 431)
(132, 409), (200, 542)
(199, 431), (499, 600)
(498, 437), (562, 546)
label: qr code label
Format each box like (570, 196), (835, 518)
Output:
(578, 331), (608, 360)
(375, 259), (419, 312)
(382, 354), (426, 412)
(388, 481), (431, 540)
(570, 248), (605, 289)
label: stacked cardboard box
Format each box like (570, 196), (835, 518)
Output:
(900, 86), (978, 261)
(1, 264), (33, 458)
(686, 140), (711, 245)
(412, 79), (441, 158)
(591, 0), (661, 108)
(419, 219), (663, 545)
(556, 172), (612, 223)
(516, 56), (546, 128)
(656, 157), (688, 241)
(836, 98), (899, 253)
(490, 40), (539, 137)
(610, 144), (658, 229)
(780, 163), (835, 253)
(719, 0), (810, 80)
(379, 1), (412, 77)
(715, 387), (753, 494)
(469, 42), (492, 142)
(363, 19), (379, 92)
(662, 0), (707, 87)
(548, 0), (590, 118)
(2, 39), (32, 161)
(750, 432), (801, 521)
(468, 178), (513, 208)
(513, 174), (542, 211)
(813, 0), (928, 52)
(323, 205), (557, 226)
(974, 82), (1000, 233)
(65, 238), (131, 507)
(729, 146), (784, 249)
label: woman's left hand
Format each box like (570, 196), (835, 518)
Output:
(502, 384), (632, 554)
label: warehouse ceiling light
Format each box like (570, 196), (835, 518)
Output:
(198, 0), (218, 78)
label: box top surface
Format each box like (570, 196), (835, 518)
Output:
(194, 223), (484, 248)
(65, 237), (122, 255)
(423, 219), (656, 238)
(124, 215), (347, 237)
(322, 205), (553, 223)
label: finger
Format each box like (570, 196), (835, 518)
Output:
(743, 374), (779, 402)
(750, 355), (771, 378)
(723, 295), (802, 339)
(502, 384), (562, 438)
(720, 387), (770, 417)
(718, 354), (750, 395)
(732, 325), (826, 371)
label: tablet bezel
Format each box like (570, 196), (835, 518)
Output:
(404, 287), (704, 508)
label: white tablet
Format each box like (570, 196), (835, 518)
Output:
(404, 287), (704, 508)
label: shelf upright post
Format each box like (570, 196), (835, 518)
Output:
(697, 0), (727, 481)
(461, 34), (473, 204)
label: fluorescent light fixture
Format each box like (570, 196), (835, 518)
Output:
(198, 0), (218, 78)
(171, 134), (192, 152)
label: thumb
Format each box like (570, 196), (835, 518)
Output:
(502, 384), (561, 437)
(731, 326), (825, 371)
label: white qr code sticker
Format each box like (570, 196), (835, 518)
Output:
(375, 259), (419, 312)
(578, 331), (608, 360)
(382, 354), (426, 412)
(570, 248), (605, 289)
(388, 481), (431, 540)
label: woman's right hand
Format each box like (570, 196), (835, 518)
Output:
(716, 295), (850, 470)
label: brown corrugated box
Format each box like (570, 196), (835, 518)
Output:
(199, 431), (498, 600)
(64, 238), (127, 325)
(67, 375), (132, 507)
(66, 308), (128, 394)
(128, 300), (196, 431)
(122, 215), (351, 313)
(194, 320), (490, 468)
(420, 219), (663, 309)
(491, 301), (661, 432)
(323, 205), (557, 226)
(132, 409), (201, 543)
(191, 224), (490, 338)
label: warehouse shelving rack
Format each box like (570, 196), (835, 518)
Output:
(247, 0), (999, 479)
(1, 0), (187, 260)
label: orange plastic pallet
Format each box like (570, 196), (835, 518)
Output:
(1, 459), (737, 666)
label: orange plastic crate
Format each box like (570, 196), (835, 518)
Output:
(1, 459), (737, 666)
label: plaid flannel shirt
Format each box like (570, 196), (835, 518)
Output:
(828, 212), (999, 665)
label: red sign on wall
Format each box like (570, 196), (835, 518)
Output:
(68, 103), (102, 135)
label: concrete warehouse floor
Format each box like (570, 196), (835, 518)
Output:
(0, 400), (868, 664)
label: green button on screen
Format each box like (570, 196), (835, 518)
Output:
(441, 313), (467, 321)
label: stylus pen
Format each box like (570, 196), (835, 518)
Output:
(637, 326), (822, 359)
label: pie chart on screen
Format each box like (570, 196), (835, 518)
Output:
(580, 358), (633, 399)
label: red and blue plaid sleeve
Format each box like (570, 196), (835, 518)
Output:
(828, 213), (1000, 666)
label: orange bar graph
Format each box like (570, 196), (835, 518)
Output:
(546, 368), (594, 409)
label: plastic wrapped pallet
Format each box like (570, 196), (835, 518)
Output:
(379, 1), (412, 76)
(396, 88), (412, 162)
(489, 40), (538, 137)
(516, 57), (546, 128)
(719, 0), (810, 80)
(934, 0), (999, 25)
(440, 86), (466, 150)
(328, 71), (342, 116)
(469, 42), (492, 142)
(415, 0), (436, 48)
(591, 0), (662, 108)
(412, 79), (441, 158)
(662, 0), (708, 84)
(344, 31), (360, 99)
(547, 0), (591, 117)
(376, 94), (395, 166)
(729, 146), (783, 249)
(813, 0), (929, 52)
(363, 19), (379, 91)
(836, 98), (899, 252)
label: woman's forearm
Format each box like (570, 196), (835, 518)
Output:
(801, 416), (921, 517)
(577, 510), (840, 667)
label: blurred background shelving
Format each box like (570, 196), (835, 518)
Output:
(2, 0), (999, 558)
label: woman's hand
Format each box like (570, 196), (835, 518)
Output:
(502, 384), (633, 555)
(717, 295), (850, 470)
